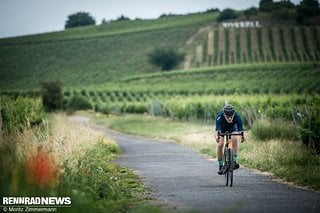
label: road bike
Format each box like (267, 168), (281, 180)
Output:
(218, 131), (244, 187)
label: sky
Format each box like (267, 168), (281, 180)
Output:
(0, 0), (303, 39)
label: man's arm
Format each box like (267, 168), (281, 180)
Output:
(236, 113), (245, 142)
(215, 114), (222, 142)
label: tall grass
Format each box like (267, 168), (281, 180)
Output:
(0, 96), (44, 133)
(240, 139), (320, 190)
(250, 118), (299, 141)
(0, 113), (152, 212)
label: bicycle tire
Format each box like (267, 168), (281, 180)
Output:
(224, 146), (229, 186)
(229, 149), (234, 187)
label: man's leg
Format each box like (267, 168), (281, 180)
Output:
(231, 132), (239, 169)
(216, 137), (224, 174)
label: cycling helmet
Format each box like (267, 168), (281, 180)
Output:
(223, 105), (235, 116)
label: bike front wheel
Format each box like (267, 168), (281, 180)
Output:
(224, 148), (234, 187)
(224, 147), (230, 186)
(229, 150), (234, 187)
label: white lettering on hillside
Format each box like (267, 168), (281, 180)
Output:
(221, 21), (261, 28)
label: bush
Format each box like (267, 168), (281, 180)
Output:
(298, 0), (320, 17)
(217, 8), (239, 22)
(272, 8), (297, 20)
(66, 95), (92, 111)
(116, 15), (130, 21)
(244, 7), (259, 19)
(251, 118), (299, 141)
(294, 104), (320, 153)
(148, 48), (185, 71)
(121, 103), (148, 114)
(41, 81), (63, 112)
(0, 96), (44, 133)
(259, 0), (275, 12)
(297, 1), (320, 24)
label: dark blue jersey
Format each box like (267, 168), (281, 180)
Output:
(215, 111), (244, 133)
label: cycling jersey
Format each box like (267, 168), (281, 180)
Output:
(215, 111), (244, 133)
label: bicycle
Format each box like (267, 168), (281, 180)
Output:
(218, 131), (244, 187)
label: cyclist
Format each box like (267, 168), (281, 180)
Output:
(215, 104), (245, 175)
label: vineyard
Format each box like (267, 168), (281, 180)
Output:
(187, 26), (320, 68)
(0, 12), (218, 90)
(1, 10), (320, 91)
(57, 62), (319, 125)
(0, 10), (320, 131)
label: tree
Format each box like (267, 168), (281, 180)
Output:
(259, 0), (274, 12)
(41, 81), (63, 112)
(148, 48), (185, 71)
(65, 12), (96, 29)
(275, 0), (295, 9)
(297, 0), (320, 19)
(244, 7), (259, 19)
(217, 8), (239, 22)
(116, 15), (130, 21)
(300, 0), (320, 8)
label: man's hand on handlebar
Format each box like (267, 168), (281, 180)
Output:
(216, 131), (245, 143)
(215, 131), (221, 143)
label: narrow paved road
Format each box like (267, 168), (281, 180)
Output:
(70, 116), (320, 213)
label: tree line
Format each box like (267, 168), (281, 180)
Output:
(64, 0), (319, 29)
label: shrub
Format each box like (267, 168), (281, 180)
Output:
(66, 95), (92, 111)
(294, 104), (320, 153)
(148, 48), (185, 71)
(251, 118), (299, 141)
(272, 8), (297, 20)
(116, 15), (130, 21)
(259, 0), (275, 12)
(0, 96), (44, 133)
(123, 103), (148, 114)
(41, 81), (63, 112)
(244, 7), (259, 19)
(217, 8), (239, 22)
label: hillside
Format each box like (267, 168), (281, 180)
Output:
(0, 12), (217, 90)
(0, 10), (319, 91)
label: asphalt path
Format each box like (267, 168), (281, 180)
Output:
(70, 116), (320, 213)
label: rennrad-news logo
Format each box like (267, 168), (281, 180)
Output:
(2, 196), (71, 205)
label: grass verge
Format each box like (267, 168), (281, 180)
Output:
(0, 113), (158, 212)
(88, 112), (215, 157)
(85, 112), (320, 191)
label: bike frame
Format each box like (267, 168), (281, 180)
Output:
(218, 131), (244, 187)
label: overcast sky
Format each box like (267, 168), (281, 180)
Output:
(0, 0), (303, 39)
